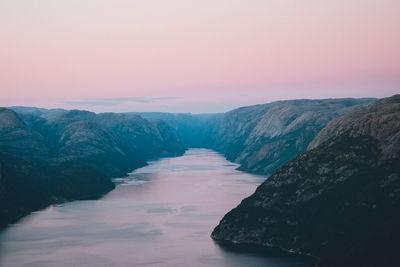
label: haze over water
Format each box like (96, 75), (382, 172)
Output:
(0, 149), (310, 266)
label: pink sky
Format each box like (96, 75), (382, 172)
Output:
(1, 0), (399, 113)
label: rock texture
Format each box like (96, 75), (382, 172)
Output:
(308, 95), (400, 161)
(212, 98), (375, 175)
(212, 95), (400, 267)
(0, 108), (185, 228)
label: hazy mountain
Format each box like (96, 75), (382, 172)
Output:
(10, 106), (67, 121)
(130, 112), (222, 148)
(211, 95), (400, 266)
(211, 98), (375, 175)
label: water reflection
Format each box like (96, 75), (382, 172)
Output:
(0, 149), (310, 266)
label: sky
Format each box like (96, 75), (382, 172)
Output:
(1, 0), (399, 113)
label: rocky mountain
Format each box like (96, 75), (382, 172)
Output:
(134, 99), (375, 176)
(211, 95), (400, 266)
(0, 108), (185, 228)
(0, 97), (385, 235)
(211, 98), (375, 176)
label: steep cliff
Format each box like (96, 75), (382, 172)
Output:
(212, 95), (400, 266)
(212, 98), (375, 175)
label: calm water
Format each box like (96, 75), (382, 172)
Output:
(0, 149), (310, 267)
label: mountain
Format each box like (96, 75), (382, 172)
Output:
(46, 110), (185, 176)
(0, 108), (49, 161)
(130, 112), (222, 148)
(0, 108), (185, 228)
(211, 95), (400, 266)
(10, 106), (67, 120)
(0, 108), (116, 227)
(211, 98), (375, 176)
(0, 97), (383, 232)
(135, 99), (376, 177)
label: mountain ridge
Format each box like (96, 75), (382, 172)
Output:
(211, 98), (375, 175)
(211, 94), (400, 266)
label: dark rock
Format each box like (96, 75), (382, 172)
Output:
(212, 95), (400, 267)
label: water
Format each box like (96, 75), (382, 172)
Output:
(0, 149), (310, 267)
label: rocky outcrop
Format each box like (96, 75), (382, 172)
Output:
(308, 95), (400, 161)
(211, 95), (400, 266)
(212, 98), (375, 175)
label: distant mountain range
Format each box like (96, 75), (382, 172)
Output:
(211, 95), (400, 266)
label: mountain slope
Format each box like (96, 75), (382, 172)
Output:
(211, 95), (400, 266)
(212, 98), (375, 175)
(0, 108), (185, 228)
(0, 108), (49, 161)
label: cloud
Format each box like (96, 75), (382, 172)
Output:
(63, 97), (178, 106)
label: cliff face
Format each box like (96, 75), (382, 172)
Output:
(211, 95), (400, 266)
(308, 95), (400, 160)
(0, 108), (185, 228)
(212, 98), (375, 175)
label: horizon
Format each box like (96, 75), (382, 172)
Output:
(2, 92), (396, 114)
(1, 0), (399, 113)
(7, 95), (384, 115)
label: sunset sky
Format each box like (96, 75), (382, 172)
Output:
(1, 0), (399, 113)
